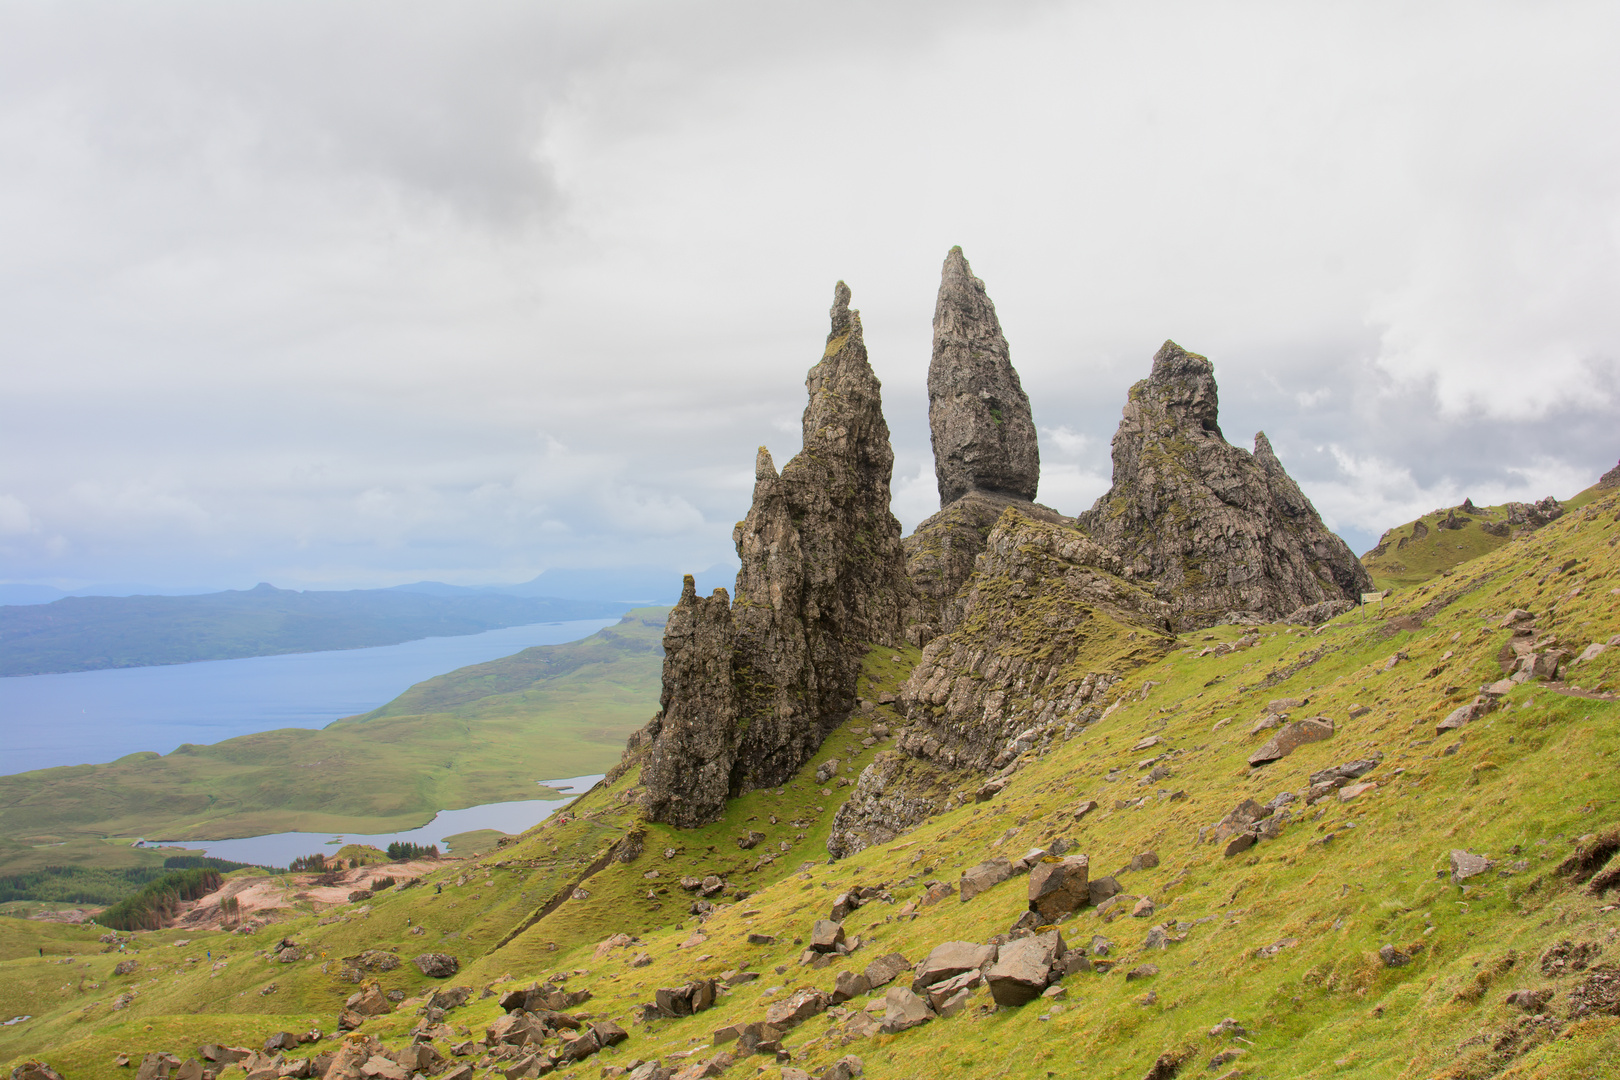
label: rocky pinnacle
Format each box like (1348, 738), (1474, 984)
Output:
(635, 282), (914, 828)
(927, 247), (1040, 507)
(1076, 340), (1372, 627)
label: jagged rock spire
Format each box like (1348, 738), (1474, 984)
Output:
(1076, 340), (1372, 627)
(927, 247), (1040, 507)
(637, 282), (914, 828)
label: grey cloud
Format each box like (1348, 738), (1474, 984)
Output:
(1, 1), (1617, 591)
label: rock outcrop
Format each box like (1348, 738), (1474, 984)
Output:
(1076, 341), (1372, 627)
(828, 508), (1174, 857)
(634, 283), (913, 828)
(906, 250), (1053, 643)
(902, 491), (1070, 645)
(1598, 459), (1620, 490)
(927, 248), (1040, 508)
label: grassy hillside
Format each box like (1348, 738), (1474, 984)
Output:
(0, 610), (668, 871)
(3, 498), (1618, 1078)
(0, 584), (629, 675)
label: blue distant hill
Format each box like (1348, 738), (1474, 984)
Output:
(0, 584), (633, 676)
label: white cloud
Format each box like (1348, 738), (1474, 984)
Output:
(0, 494), (35, 536)
(0, 1), (1616, 588)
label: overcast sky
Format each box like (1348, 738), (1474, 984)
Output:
(1, 0), (1617, 592)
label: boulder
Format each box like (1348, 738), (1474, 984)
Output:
(653, 979), (718, 1018)
(737, 831), (766, 850)
(877, 986), (934, 1034)
(862, 952), (910, 989)
(592, 1021), (628, 1048)
(763, 988), (829, 1029)
(1088, 875), (1123, 907)
(911, 942), (998, 994)
(556, 1030), (601, 1064)
(359, 1056), (408, 1080)
(809, 920), (845, 953)
(1249, 718), (1334, 766)
(1437, 699), (1495, 734)
(923, 968), (981, 1010)
(12, 1065), (66, 1080)
(1450, 850), (1491, 884)
(1028, 855), (1090, 920)
(831, 969), (871, 1003)
(959, 857), (1014, 903)
(985, 931), (1065, 1007)
(413, 953), (460, 978)
(345, 984), (392, 1017)
(263, 1034), (299, 1052)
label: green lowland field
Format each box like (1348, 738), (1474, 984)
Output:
(0, 609), (669, 876)
(2, 492), (1618, 1079)
(0, 585), (630, 676)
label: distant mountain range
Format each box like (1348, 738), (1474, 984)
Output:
(0, 564), (737, 609)
(0, 585), (611, 677)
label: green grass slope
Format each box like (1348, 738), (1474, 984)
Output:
(0, 585), (629, 676)
(0, 611), (668, 869)
(4, 503), (1620, 1079)
(1361, 502), (1521, 591)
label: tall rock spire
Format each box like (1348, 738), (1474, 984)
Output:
(927, 247), (1040, 507)
(636, 282), (914, 828)
(903, 248), (1054, 646)
(1075, 340), (1372, 627)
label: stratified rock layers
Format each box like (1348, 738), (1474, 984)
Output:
(927, 248), (1040, 507)
(1076, 341), (1372, 628)
(637, 283), (913, 828)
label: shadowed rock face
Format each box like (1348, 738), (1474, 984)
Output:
(636, 283), (914, 828)
(1075, 340), (1372, 627)
(927, 247), (1040, 507)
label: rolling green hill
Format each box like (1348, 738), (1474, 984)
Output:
(0, 609), (668, 871)
(3, 498), (1618, 1079)
(0, 584), (630, 676)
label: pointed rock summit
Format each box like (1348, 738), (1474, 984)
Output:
(632, 283), (914, 828)
(1076, 340), (1372, 627)
(927, 248), (1040, 507)
(905, 249), (1056, 644)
